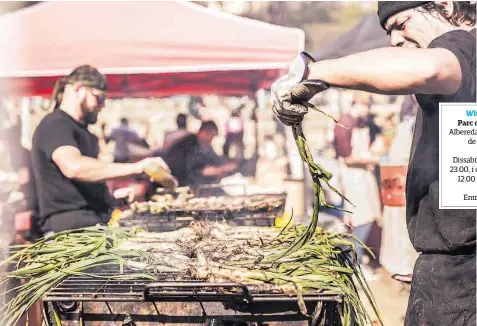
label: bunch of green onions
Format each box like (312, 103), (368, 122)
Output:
(196, 223), (383, 325)
(275, 103), (355, 260)
(0, 227), (156, 326)
(1, 222), (382, 326)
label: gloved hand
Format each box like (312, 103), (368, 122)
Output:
(271, 52), (330, 125)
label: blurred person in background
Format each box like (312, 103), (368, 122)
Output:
(163, 120), (237, 194)
(223, 107), (245, 160)
(255, 134), (288, 189)
(381, 115), (397, 152)
(31, 65), (170, 235)
(103, 117), (149, 163)
(380, 95), (420, 283)
(188, 121), (237, 190)
(394, 95), (419, 156)
(162, 113), (191, 151)
(333, 94), (382, 280)
(362, 99), (383, 149)
(400, 94), (419, 123)
(333, 105), (358, 160)
(188, 96), (204, 120)
(1, 123), (40, 241)
(388, 95), (418, 161)
(271, 2), (476, 324)
(0, 124), (43, 326)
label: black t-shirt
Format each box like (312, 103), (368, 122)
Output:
(162, 134), (226, 187)
(408, 29), (476, 254)
(162, 134), (199, 187)
(186, 144), (227, 186)
(31, 110), (112, 229)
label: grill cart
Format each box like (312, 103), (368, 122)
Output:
(41, 266), (343, 326)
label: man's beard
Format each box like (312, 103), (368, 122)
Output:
(80, 102), (98, 125)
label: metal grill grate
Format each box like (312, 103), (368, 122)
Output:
(43, 265), (342, 304)
(41, 265), (343, 325)
(120, 193), (286, 232)
(43, 266), (189, 302)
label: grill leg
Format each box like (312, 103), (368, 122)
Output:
(79, 302), (84, 326)
(152, 302), (161, 316)
(41, 301), (53, 326)
(122, 313), (137, 326)
(323, 303), (342, 326)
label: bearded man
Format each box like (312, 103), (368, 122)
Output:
(271, 2), (476, 325)
(31, 65), (169, 235)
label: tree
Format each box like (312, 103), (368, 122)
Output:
(195, 1), (371, 53)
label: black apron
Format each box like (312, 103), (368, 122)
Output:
(405, 253), (476, 326)
(404, 29), (477, 326)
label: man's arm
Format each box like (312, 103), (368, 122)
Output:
(201, 162), (236, 178)
(52, 146), (142, 182)
(200, 148), (237, 178)
(202, 166), (225, 177)
(308, 47), (462, 95)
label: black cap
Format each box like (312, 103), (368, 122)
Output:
(377, 1), (431, 29)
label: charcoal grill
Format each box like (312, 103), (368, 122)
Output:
(41, 265), (343, 325)
(120, 192), (287, 232)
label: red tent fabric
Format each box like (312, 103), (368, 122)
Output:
(0, 1), (304, 97)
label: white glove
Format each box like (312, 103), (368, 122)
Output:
(271, 52), (330, 126)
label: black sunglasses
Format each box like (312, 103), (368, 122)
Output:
(88, 88), (107, 106)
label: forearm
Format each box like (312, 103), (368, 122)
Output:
(65, 156), (140, 182)
(309, 47), (459, 95)
(202, 166), (224, 177)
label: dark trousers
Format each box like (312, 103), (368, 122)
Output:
(40, 209), (107, 234)
(405, 253), (476, 326)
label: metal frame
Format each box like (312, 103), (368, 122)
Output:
(41, 274), (343, 326)
(41, 301), (342, 326)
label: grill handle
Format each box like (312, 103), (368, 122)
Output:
(143, 282), (253, 303)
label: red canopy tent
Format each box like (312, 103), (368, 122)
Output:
(0, 1), (304, 98)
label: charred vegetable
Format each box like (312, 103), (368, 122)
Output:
(1, 223), (382, 326)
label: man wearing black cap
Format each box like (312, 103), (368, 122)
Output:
(31, 65), (170, 235)
(271, 2), (475, 325)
